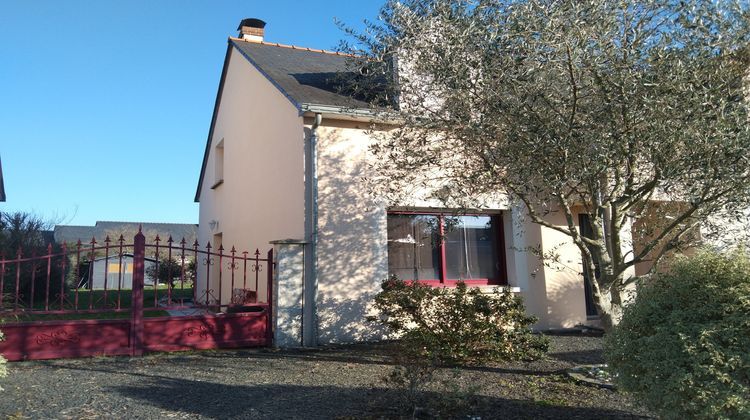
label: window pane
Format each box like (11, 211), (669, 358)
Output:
(387, 215), (441, 280)
(444, 216), (498, 280)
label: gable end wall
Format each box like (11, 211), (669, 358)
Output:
(198, 46), (305, 305)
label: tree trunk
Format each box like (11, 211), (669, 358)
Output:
(594, 281), (626, 332)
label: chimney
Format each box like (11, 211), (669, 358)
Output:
(238, 18), (266, 42)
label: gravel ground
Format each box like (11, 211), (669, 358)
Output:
(0, 335), (651, 419)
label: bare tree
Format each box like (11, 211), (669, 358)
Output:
(341, 0), (750, 329)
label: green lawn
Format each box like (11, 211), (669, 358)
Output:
(5, 310), (170, 322)
(2, 285), (194, 322)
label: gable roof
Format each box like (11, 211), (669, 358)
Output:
(0, 155), (5, 202)
(194, 38), (374, 202)
(231, 39), (371, 110)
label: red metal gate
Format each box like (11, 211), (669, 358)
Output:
(0, 228), (274, 361)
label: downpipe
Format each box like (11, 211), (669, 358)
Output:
(304, 112), (322, 347)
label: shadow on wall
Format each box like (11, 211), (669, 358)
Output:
(317, 293), (389, 343)
(310, 122), (391, 344)
(544, 269), (590, 329)
(512, 234), (591, 330)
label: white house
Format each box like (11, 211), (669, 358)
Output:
(194, 19), (630, 346)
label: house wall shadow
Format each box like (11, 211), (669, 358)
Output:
(311, 121), (391, 344)
(105, 375), (642, 419)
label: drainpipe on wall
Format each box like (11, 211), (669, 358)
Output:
(303, 112), (323, 347)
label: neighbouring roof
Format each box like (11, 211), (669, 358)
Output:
(0, 155), (5, 202)
(230, 39), (371, 110)
(54, 221), (198, 245)
(92, 253), (157, 263)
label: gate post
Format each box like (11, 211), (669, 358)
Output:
(268, 240), (306, 347)
(266, 248), (274, 346)
(130, 228), (146, 356)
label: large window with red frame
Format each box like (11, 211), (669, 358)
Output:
(386, 212), (507, 285)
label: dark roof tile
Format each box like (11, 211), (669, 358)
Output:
(231, 40), (371, 109)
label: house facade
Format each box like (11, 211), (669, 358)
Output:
(195, 19), (630, 346)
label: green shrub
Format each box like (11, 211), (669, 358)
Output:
(0, 212), (67, 301)
(604, 250), (750, 419)
(146, 257), (196, 287)
(371, 277), (548, 366)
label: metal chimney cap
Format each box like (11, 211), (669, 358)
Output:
(238, 18), (266, 30)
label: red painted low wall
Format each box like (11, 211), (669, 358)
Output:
(142, 312), (269, 352)
(0, 318), (132, 361)
(0, 310), (269, 361)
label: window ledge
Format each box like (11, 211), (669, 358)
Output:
(477, 286), (521, 294)
(211, 179), (224, 189)
(424, 284), (521, 293)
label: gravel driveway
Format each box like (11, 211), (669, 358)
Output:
(0, 335), (650, 419)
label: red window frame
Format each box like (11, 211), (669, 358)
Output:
(387, 211), (508, 286)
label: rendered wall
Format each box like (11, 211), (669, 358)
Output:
(313, 120), (390, 343)
(505, 207), (593, 330)
(197, 47), (305, 305)
(511, 208), (637, 329)
(534, 211), (592, 329)
(310, 120), (612, 341)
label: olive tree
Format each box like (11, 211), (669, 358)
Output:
(340, 0), (750, 330)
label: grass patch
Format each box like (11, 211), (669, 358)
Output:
(20, 286), (193, 311)
(7, 310), (170, 322)
(2, 286), (193, 322)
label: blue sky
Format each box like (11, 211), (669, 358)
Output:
(0, 1), (382, 226)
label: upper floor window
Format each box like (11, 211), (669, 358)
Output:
(212, 139), (224, 189)
(387, 212), (507, 286)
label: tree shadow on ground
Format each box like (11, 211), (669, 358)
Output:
(107, 376), (646, 420)
(30, 338), (605, 381)
(548, 348), (604, 365)
(211, 342), (395, 365)
(20, 341), (650, 420)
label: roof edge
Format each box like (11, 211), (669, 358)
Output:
(229, 39), (302, 111)
(195, 42), (234, 203)
(196, 40), (308, 202)
(300, 103), (401, 124)
(228, 36), (359, 58)
(0, 155), (5, 202)
(94, 221), (198, 226)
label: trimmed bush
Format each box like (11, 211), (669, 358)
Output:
(371, 277), (548, 366)
(604, 250), (750, 419)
